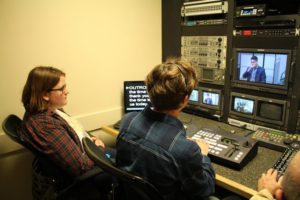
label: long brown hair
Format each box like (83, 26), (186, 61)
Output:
(22, 66), (65, 114)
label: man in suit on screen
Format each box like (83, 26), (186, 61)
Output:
(242, 55), (266, 83)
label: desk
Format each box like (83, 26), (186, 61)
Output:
(101, 112), (282, 198)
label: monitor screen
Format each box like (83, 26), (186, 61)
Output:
(202, 90), (220, 106)
(124, 81), (151, 113)
(257, 101), (283, 121)
(235, 49), (290, 87)
(189, 89), (199, 103)
(232, 96), (255, 115)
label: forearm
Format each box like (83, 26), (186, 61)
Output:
(250, 189), (275, 200)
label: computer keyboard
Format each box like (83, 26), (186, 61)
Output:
(273, 147), (299, 177)
(192, 128), (258, 169)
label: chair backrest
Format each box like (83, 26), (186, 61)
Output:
(2, 114), (51, 159)
(2, 115), (105, 200)
(82, 137), (164, 200)
(2, 114), (23, 144)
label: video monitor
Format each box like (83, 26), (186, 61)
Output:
(198, 87), (222, 116)
(255, 98), (287, 125)
(188, 88), (199, 105)
(230, 92), (255, 119)
(200, 88), (221, 108)
(233, 97), (254, 114)
(232, 48), (292, 93)
(123, 81), (151, 113)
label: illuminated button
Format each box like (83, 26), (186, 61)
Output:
(243, 30), (252, 36)
(207, 141), (217, 146)
(214, 147), (222, 151)
(293, 135), (297, 139)
(217, 144), (228, 149)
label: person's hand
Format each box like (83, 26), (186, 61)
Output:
(257, 169), (283, 196)
(91, 136), (105, 148)
(247, 67), (253, 72)
(188, 137), (209, 156)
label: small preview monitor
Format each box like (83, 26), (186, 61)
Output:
(199, 87), (222, 114)
(230, 92), (255, 119)
(202, 90), (220, 107)
(189, 88), (199, 105)
(233, 97), (254, 115)
(256, 98), (286, 125)
(123, 81), (151, 113)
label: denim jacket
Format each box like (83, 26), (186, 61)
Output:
(116, 105), (215, 200)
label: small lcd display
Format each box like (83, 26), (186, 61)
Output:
(232, 96), (254, 115)
(202, 91), (220, 106)
(241, 8), (257, 15)
(202, 68), (214, 80)
(189, 89), (199, 103)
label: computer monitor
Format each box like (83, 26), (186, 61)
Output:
(123, 81), (151, 113)
(232, 48), (292, 94)
(230, 92), (255, 119)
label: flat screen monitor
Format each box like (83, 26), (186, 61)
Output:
(199, 87), (221, 109)
(188, 88), (199, 105)
(255, 98), (286, 125)
(232, 48), (292, 93)
(230, 92), (255, 119)
(123, 81), (151, 113)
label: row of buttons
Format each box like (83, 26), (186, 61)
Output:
(192, 129), (245, 161)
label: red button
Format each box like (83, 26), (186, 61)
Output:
(243, 30), (252, 36)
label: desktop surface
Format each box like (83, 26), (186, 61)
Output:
(179, 112), (282, 192)
(213, 147), (280, 190)
(102, 112), (284, 198)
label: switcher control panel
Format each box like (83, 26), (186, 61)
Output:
(192, 128), (258, 169)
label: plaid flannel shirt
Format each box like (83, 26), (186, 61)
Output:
(20, 110), (94, 176)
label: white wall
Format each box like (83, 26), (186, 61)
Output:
(0, 0), (161, 199)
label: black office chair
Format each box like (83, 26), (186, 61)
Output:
(2, 114), (103, 200)
(82, 137), (164, 200)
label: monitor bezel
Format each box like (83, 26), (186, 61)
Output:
(229, 92), (256, 120)
(255, 97), (287, 126)
(232, 48), (292, 92)
(199, 87), (222, 111)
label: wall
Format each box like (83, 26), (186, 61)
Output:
(0, 0), (161, 199)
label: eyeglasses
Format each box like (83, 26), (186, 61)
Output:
(50, 85), (67, 93)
